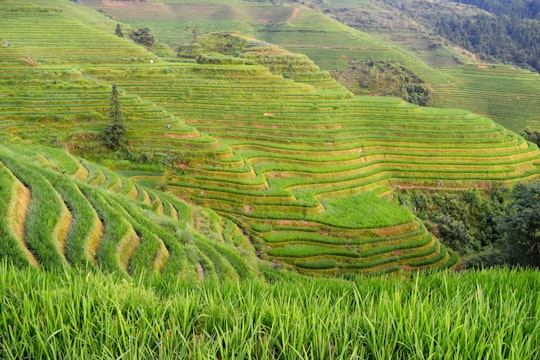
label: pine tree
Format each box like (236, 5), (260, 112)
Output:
(115, 24), (123, 38)
(103, 84), (126, 150)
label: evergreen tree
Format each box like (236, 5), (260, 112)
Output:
(103, 84), (126, 150)
(115, 24), (123, 38)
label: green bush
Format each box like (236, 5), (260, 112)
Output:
(129, 28), (156, 49)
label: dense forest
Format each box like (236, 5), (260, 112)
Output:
(398, 181), (540, 269)
(383, 0), (540, 72)
(435, 6), (540, 70)
(454, 0), (540, 19)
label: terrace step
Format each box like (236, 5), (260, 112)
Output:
(0, 155), (68, 269)
(2, 165), (39, 267)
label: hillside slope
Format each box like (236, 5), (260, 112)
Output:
(0, 0), (154, 65)
(78, 0), (449, 85)
(1, 0), (540, 276)
(0, 143), (259, 280)
(320, 0), (540, 132)
(76, 0), (540, 133)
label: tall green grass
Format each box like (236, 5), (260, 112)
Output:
(0, 262), (538, 359)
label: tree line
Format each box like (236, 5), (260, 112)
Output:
(435, 10), (540, 71)
(453, 0), (540, 20)
(385, 0), (540, 72)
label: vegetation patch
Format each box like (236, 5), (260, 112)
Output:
(331, 60), (432, 105)
(315, 192), (413, 228)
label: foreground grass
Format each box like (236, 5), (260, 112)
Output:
(0, 262), (538, 359)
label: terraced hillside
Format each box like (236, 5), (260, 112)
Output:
(76, 0), (540, 134)
(99, 62), (537, 274)
(0, 143), (259, 280)
(4, 60), (538, 275)
(432, 65), (540, 133)
(1, 0), (540, 276)
(0, 0), (154, 65)
(79, 0), (448, 85)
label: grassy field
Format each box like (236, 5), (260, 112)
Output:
(1, 262), (538, 359)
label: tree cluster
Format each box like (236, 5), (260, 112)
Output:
(398, 182), (540, 268)
(499, 182), (540, 266)
(331, 60), (432, 105)
(454, 0), (540, 20)
(129, 28), (156, 49)
(115, 24), (123, 38)
(522, 127), (540, 147)
(369, 0), (540, 72)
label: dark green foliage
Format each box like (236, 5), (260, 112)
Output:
(398, 187), (509, 267)
(115, 23), (123, 38)
(429, 214), (471, 253)
(129, 27), (156, 48)
(103, 84), (126, 150)
(521, 127), (540, 147)
(331, 60), (431, 105)
(499, 182), (540, 267)
(178, 32), (249, 58)
(404, 83), (431, 106)
(400, 184), (540, 268)
(434, 0), (540, 72)
(367, 0), (540, 72)
(454, 0), (540, 21)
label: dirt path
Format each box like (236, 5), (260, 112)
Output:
(87, 217), (104, 264)
(287, 8), (300, 23)
(197, 262), (205, 281)
(9, 179), (39, 267)
(55, 201), (73, 261)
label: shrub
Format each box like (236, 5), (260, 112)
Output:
(129, 28), (156, 49)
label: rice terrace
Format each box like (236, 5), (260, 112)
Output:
(0, 0), (539, 358)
